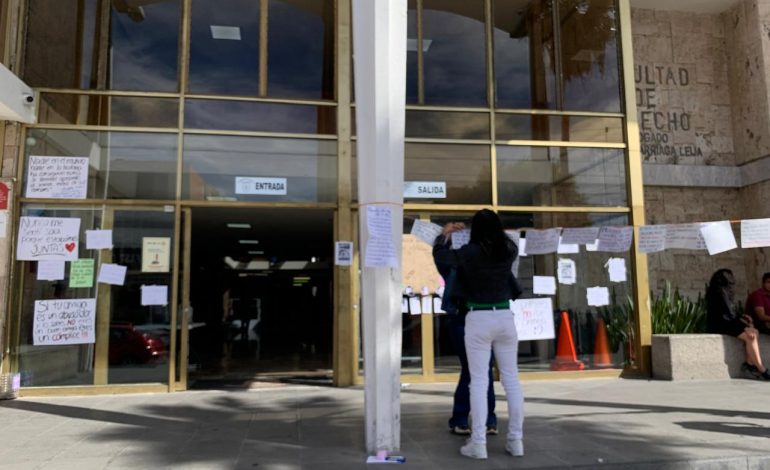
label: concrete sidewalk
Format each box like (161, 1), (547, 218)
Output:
(1, 378), (769, 469)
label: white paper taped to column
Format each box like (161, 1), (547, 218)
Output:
(700, 221), (737, 255)
(638, 225), (667, 253)
(335, 241), (353, 266)
(741, 218), (770, 248)
(364, 206), (398, 268)
(511, 297), (555, 341)
(26, 156), (89, 199)
(33, 298), (96, 345)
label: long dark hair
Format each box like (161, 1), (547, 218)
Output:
(470, 209), (509, 258)
(706, 268), (735, 304)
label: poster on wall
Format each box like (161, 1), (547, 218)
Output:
(141, 237), (171, 273)
(334, 241), (353, 266)
(510, 297), (555, 341)
(17, 216), (81, 261)
(33, 298), (96, 345)
(25, 156), (89, 199)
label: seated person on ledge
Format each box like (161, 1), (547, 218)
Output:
(706, 269), (770, 380)
(745, 272), (770, 335)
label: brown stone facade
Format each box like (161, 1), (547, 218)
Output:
(633, 2), (770, 300)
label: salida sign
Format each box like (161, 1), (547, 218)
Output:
(403, 181), (446, 199)
(635, 64), (703, 160)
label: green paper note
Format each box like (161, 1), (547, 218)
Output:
(69, 259), (94, 288)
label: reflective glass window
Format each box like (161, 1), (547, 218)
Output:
(499, 211), (634, 371)
(558, 0), (622, 112)
(496, 146), (627, 206)
(183, 135), (337, 203)
(405, 143), (492, 204)
(189, 0), (261, 95)
(401, 216), (423, 373)
(185, 99), (336, 134)
(406, 110), (490, 140)
(23, 0), (180, 91)
(406, 1), (418, 104)
(267, 0), (335, 99)
(422, 0), (487, 106)
(38, 94), (179, 128)
(493, 0), (556, 109)
(25, 130), (178, 200)
(495, 114), (624, 142)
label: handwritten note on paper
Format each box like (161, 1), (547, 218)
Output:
(597, 227), (633, 253)
(33, 298), (96, 345)
(638, 225), (667, 253)
(700, 221), (737, 255)
(524, 228), (561, 255)
(26, 156), (89, 199)
(97, 263), (127, 286)
(557, 258), (577, 285)
(664, 224), (706, 250)
(85, 230), (113, 250)
(560, 227), (601, 245)
(69, 259), (94, 288)
(511, 298), (555, 341)
(606, 258), (627, 283)
(141, 285), (168, 306)
(741, 218), (770, 248)
(17, 217), (81, 261)
(365, 206), (398, 268)
(451, 229), (470, 249)
(411, 220), (443, 245)
(37, 260), (65, 281)
(587, 287), (610, 307)
(533, 276), (557, 295)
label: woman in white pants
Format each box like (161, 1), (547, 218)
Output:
(433, 209), (524, 460)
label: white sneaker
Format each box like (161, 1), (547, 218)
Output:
(460, 440), (488, 459)
(505, 439), (524, 457)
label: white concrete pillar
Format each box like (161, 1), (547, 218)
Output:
(351, 0), (407, 454)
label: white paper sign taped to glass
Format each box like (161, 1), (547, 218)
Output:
(510, 297), (555, 341)
(142, 237), (171, 272)
(335, 241), (353, 266)
(410, 219), (443, 245)
(86, 229), (113, 250)
(17, 216), (81, 261)
(37, 260), (65, 281)
(403, 181), (446, 199)
(235, 177), (288, 195)
(26, 156), (89, 199)
(557, 258), (576, 285)
(33, 298), (96, 345)
(141, 285), (168, 306)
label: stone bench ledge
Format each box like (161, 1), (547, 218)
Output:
(652, 334), (770, 380)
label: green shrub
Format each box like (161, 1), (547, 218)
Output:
(650, 282), (706, 334)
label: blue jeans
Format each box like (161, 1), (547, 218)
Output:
(448, 314), (497, 428)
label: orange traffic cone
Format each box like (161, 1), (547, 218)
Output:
(550, 311), (585, 371)
(593, 318), (612, 368)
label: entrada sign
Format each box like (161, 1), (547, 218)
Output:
(235, 177), (288, 195)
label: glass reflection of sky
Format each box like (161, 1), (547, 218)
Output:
(185, 99), (334, 134)
(109, 2), (180, 91)
(422, 4), (487, 106)
(189, 0), (261, 95)
(183, 135), (336, 202)
(267, 0), (333, 99)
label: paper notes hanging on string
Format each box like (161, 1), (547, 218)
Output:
(410, 219), (443, 245)
(606, 258), (627, 283)
(26, 156), (89, 199)
(69, 259), (94, 288)
(700, 221), (737, 255)
(533, 276), (557, 295)
(85, 230), (113, 250)
(451, 229), (470, 249)
(638, 225), (667, 253)
(37, 260), (65, 281)
(597, 227), (633, 252)
(557, 237), (579, 254)
(33, 298), (96, 345)
(587, 287), (610, 307)
(741, 218), (770, 248)
(560, 227), (601, 245)
(511, 298), (555, 341)
(523, 228), (561, 255)
(664, 224), (706, 250)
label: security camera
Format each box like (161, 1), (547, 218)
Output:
(22, 93), (34, 105)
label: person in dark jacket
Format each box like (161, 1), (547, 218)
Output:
(433, 209), (523, 460)
(433, 225), (497, 436)
(706, 268), (770, 380)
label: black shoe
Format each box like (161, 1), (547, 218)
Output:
(760, 370), (770, 381)
(742, 362), (761, 379)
